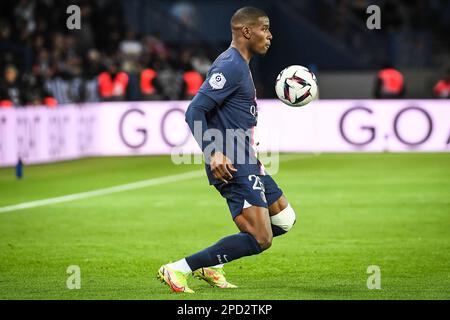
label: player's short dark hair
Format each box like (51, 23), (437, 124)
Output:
(230, 7), (268, 27)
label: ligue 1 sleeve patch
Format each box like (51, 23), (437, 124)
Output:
(209, 73), (226, 90)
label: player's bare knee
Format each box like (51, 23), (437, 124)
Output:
(270, 204), (297, 233)
(255, 232), (273, 251)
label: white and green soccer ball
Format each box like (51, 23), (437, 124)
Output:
(275, 65), (318, 107)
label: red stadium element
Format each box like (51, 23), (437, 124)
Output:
(183, 70), (203, 97)
(0, 100), (13, 108)
(378, 68), (404, 94)
(433, 79), (450, 98)
(140, 68), (157, 95)
(44, 97), (58, 108)
(98, 71), (129, 98)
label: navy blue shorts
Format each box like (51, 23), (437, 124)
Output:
(214, 174), (283, 219)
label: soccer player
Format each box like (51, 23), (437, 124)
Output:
(157, 7), (297, 293)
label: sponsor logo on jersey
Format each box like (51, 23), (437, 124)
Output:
(209, 73), (226, 89)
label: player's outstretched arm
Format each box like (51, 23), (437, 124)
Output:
(185, 93), (237, 183)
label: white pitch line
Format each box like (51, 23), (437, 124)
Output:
(0, 153), (318, 214)
(0, 170), (205, 213)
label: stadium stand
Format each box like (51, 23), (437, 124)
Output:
(0, 0), (448, 106)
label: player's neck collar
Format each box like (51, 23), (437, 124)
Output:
(230, 46), (250, 65)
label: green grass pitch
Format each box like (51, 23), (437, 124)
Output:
(0, 153), (449, 300)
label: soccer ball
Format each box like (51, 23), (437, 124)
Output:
(275, 65), (318, 107)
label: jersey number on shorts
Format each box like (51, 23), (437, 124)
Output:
(248, 175), (265, 192)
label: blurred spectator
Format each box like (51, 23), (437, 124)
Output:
(140, 65), (159, 100)
(98, 61), (129, 101)
(433, 69), (450, 99)
(0, 19), (12, 43)
(374, 65), (405, 99)
(182, 70), (203, 99)
(143, 34), (170, 60)
(180, 50), (203, 99)
(84, 49), (103, 78)
(0, 65), (26, 107)
(23, 72), (56, 107)
(190, 51), (211, 77)
(0, 64), (56, 108)
(153, 67), (185, 101)
(14, 0), (36, 37)
(3, 0), (445, 104)
(170, 1), (198, 29)
(120, 30), (143, 57)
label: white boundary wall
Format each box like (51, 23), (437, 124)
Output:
(1, 100), (449, 167)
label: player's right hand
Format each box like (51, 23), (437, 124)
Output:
(210, 152), (237, 184)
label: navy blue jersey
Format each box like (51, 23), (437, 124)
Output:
(186, 47), (265, 185)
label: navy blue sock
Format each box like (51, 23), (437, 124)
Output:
(271, 224), (287, 237)
(185, 232), (262, 271)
